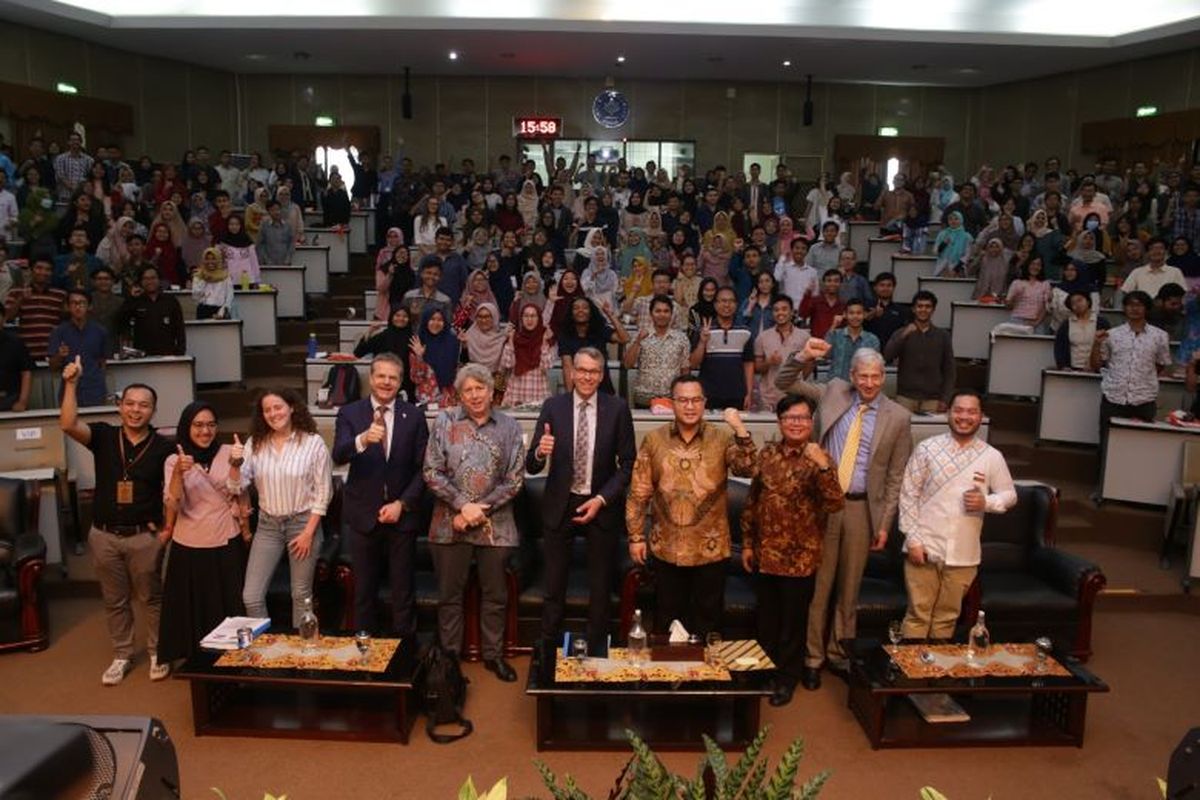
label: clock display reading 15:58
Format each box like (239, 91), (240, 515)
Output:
(513, 116), (563, 138)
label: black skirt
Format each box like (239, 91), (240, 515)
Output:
(157, 535), (247, 663)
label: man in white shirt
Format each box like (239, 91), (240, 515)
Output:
(774, 237), (819, 307)
(1119, 237), (1186, 301)
(898, 389), (1017, 640)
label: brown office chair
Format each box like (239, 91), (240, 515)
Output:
(0, 477), (49, 652)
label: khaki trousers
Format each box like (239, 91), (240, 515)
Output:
(804, 499), (870, 669)
(895, 396), (942, 413)
(89, 526), (164, 660)
(901, 560), (977, 640)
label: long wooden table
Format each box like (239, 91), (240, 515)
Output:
(1101, 418), (1200, 506)
(1037, 370), (1189, 446)
(166, 289), (279, 347)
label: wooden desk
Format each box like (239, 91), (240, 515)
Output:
(338, 320), (375, 353)
(305, 358), (372, 406)
(849, 222), (875, 262)
(166, 289), (278, 347)
(950, 302), (1009, 360)
(260, 267), (306, 318)
(0, 407), (117, 480)
(868, 238), (902, 279)
(986, 333), (1056, 397)
(1102, 418), (1200, 506)
(185, 320), (244, 384)
(306, 228), (350, 274)
(1038, 370), (1189, 445)
(349, 211), (370, 254)
(918, 277), (975, 328)
(293, 246), (330, 294)
(888, 255), (937, 304)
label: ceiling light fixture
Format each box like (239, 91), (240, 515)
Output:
(55, 82), (78, 95)
(878, 126), (899, 137)
(244, 53), (267, 61)
(448, 51), (458, 61)
(782, 60), (791, 67)
(315, 115), (335, 127)
(1136, 105), (1158, 117)
(616, 55), (626, 63)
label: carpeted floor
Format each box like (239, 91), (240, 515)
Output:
(1, 598), (1198, 799)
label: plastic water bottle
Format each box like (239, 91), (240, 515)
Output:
(299, 596), (319, 653)
(966, 610), (990, 662)
(627, 609), (648, 665)
(240, 271), (250, 291)
(307, 332), (318, 359)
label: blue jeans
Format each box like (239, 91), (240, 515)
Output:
(242, 512), (322, 627)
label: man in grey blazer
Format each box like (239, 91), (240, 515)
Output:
(776, 337), (912, 690)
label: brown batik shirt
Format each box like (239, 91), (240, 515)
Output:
(740, 441), (845, 577)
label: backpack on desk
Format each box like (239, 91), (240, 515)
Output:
(319, 364), (361, 408)
(413, 643), (473, 743)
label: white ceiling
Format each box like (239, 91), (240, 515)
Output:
(3, 0), (1200, 85)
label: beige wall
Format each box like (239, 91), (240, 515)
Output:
(2, 20), (1198, 179)
(0, 23), (236, 160)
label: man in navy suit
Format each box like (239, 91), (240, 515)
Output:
(526, 346), (636, 653)
(333, 353), (428, 636)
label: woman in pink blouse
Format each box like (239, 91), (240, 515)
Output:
(1005, 254), (1053, 333)
(157, 402), (247, 665)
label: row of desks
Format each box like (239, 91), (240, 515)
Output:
(165, 289), (278, 347)
(29, 356), (196, 422)
(303, 210), (373, 255)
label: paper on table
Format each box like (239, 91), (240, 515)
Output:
(200, 616), (271, 650)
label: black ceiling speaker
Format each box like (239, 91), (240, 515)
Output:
(803, 74), (814, 127)
(402, 67), (413, 120)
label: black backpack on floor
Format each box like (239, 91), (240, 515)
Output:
(320, 364), (361, 408)
(413, 644), (473, 743)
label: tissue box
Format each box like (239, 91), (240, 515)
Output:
(648, 634), (704, 662)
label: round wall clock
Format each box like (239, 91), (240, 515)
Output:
(592, 89), (630, 129)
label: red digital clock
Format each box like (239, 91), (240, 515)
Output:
(513, 116), (563, 138)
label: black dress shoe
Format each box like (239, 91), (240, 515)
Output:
(483, 658), (517, 682)
(769, 681), (795, 707)
(800, 667), (821, 691)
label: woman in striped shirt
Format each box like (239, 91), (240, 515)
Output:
(236, 388), (333, 626)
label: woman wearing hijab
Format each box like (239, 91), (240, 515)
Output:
(463, 302), (509, 400)
(409, 306), (460, 407)
(836, 171), (857, 213)
(932, 210), (973, 276)
(931, 175), (958, 224)
(276, 185), (304, 244)
(1168, 236), (1200, 294)
(1028, 208), (1067, 279)
(178, 217), (209, 276)
(244, 187), (270, 242)
(466, 227), (492, 270)
(375, 227), (406, 272)
(700, 231), (733, 286)
(974, 213), (1021, 257)
(581, 247), (619, 313)
(517, 180), (540, 231)
(146, 222), (184, 285)
(620, 228), (653, 276)
(455, 268), (498, 330)
(1066, 229), (1107, 295)
(192, 247), (235, 319)
(621, 191), (649, 233)
(500, 302), (557, 407)
(556, 295), (627, 394)
(157, 402), (247, 665)
(151, 200), (186, 247)
(620, 255), (655, 314)
(217, 213), (260, 286)
(688, 276), (721, 337)
(545, 268), (584, 334)
(510, 271), (546, 323)
(370, 246), (412, 323)
(971, 238), (1012, 300)
(96, 216), (134, 271)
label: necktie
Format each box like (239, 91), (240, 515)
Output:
(837, 403), (868, 493)
(376, 406), (390, 460)
(573, 400), (590, 493)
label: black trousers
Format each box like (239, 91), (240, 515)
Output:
(540, 498), (617, 651)
(755, 572), (816, 686)
(348, 524), (416, 637)
(653, 558), (726, 637)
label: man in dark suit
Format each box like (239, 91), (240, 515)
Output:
(526, 346), (636, 653)
(332, 353), (428, 636)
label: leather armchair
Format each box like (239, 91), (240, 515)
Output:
(0, 478), (48, 653)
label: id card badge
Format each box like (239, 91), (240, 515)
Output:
(116, 480), (134, 505)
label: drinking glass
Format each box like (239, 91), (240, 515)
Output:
(887, 620), (903, 658)
(705, 632), (723, 667)
(354, 631), (371, 665)
(1034, 637), (1052, 673)
(571, 637), (589, 663)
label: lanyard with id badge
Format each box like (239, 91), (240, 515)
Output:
(117, 432), (156, 505)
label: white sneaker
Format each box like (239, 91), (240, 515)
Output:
(101, 658), (132, 686)
(148, 655), (170, 682)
